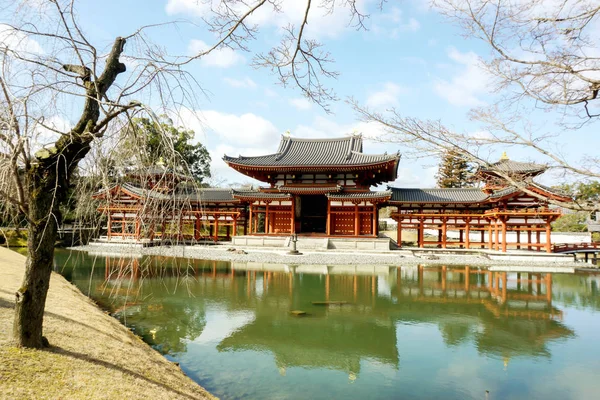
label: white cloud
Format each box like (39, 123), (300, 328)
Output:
(174, 109), (434, 187)
(366, 82), (407, 109)
(264, 88), (278, 97)
(0, 24), (44, 54)
(223, 77), (257, 89)
(288, 97), (312, 111)
(433, 47), (490, 107)
(188, 39), (245, 68)
(371, 7), (421, 38)
(178, 109), (279, 148)
(167, 0), (369, 39)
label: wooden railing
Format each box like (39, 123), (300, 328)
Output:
(552, 242), (600, 253)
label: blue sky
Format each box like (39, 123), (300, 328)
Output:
(63, 1), (599, 187)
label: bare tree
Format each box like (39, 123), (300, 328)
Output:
(433, 0), (600, 120)
(0, 0), (373, 348)
(353, 1), (600, 211)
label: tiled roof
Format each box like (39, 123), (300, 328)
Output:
(389, 188), (489, 204)
(278, 185), (342, 194)
(488, 186), (519, 199)
(198, 188), (238, 202)
(327, 191), (392, 200)
(120, 184), (238, 203)
(231, 190), (291, 200)
(223, 135), (399, 167)
(479, 159), (546, 175)
(489, 183), (570, 200)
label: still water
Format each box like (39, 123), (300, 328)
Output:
(53, 249), (600, 400)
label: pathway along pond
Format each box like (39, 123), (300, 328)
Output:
(52, 249), (600, 400)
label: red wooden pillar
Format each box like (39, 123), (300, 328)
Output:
(265, 202), (270, 234)
(501, 218), (507, 252)
(290, 197), (296, 234)
(459, 228), (464, 249)
(465, 218), (471, 249)
(516, 229), (521, 250)
(487, 222), (493, 249)
(418, 219), (424, 248)
(371, 204), (377, 237)
(354, 202), (359, 236)
(527, 229), (532, 251)
(536, 229), (541, 252)
(441, 218), (447, 249)
(326, 199), (331, 235)
(545, 221), (552, 253)
(397, 221), (402, 247)
(107, 213), (112, 239)
(214, 215), (219, 241)
(249, 204), (253, 234)
(233, 216), (238, 237)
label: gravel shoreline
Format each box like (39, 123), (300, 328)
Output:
(72, 243), (589, 268)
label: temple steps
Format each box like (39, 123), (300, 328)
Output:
(231, 236), (393, 251)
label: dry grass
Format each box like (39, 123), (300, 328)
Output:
(0, 247), (216, 400)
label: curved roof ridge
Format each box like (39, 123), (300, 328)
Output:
(275, 135), (293, 161)
(279, 135), (355, 142)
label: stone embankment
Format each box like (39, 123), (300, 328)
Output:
(75, 243), (588, 269)
(0, 247), (215, 400)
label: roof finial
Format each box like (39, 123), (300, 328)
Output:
(500, 151), (509, 161)
(284, 130), (291, 136)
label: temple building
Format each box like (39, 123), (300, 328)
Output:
(224, 135), (400, 237)
(94, 134), (571, 252)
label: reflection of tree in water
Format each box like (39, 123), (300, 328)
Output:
(118, 292), (207, 356)
(439, 322), (472, 347)
(550, 274), (600, 311)
(52, 250), (586, 375)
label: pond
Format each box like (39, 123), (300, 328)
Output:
(52, 249), (600, 400)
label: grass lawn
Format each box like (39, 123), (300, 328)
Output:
(0, 247), (215, 400)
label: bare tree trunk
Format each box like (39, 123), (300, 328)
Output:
(13, 167), (60, 348)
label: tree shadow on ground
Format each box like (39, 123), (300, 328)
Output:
(47, 346), (202, 400)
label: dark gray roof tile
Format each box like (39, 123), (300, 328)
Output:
(223, 135), (399, 167)
(389, 187), (489, 204)
(327, 191), (392, 200)
(479, 159), (546, 174)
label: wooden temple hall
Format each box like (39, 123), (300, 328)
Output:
(95, 134), (570, 252)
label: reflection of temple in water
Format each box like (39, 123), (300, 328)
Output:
(97, 257), (574, 375)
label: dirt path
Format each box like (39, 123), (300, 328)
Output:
(0, 247), (215, 400)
